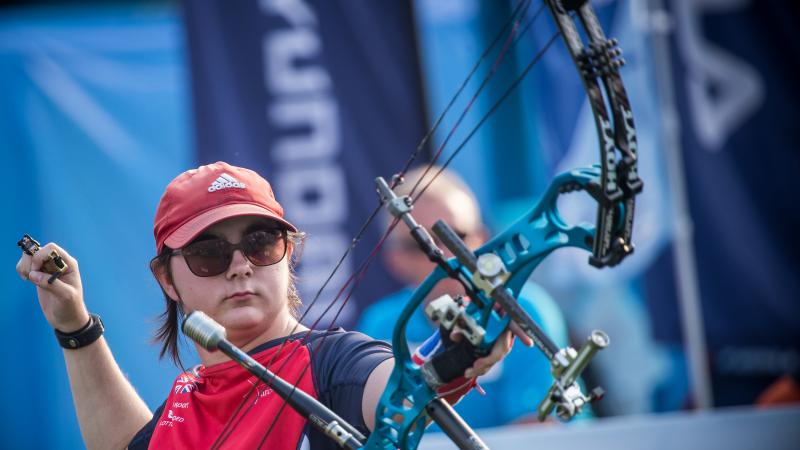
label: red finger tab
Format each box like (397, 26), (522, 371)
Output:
(437, 376), (478, 404)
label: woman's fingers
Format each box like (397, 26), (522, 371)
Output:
(26, 242), (80, 289)
(464, 329), (515, 378)
(508, 320), (534, 347)
(15, 252), (32, 280)
(30, 242), (78, 274)
(28, 269), (74, 296)
(16, 241), (87, 331)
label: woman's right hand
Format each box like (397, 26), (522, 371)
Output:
(16, 242), (90, 333)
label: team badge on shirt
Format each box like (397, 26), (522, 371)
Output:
(174, 374), (198, 394)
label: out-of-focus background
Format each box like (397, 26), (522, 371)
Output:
(1, 0), (798, 448)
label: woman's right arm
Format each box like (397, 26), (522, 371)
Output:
(17, 242), (152, 450)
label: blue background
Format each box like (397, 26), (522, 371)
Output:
(1, 0), (797, 447)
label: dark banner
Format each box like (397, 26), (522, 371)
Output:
(645, 0), (800, 406)
(181, 0), (429, 327)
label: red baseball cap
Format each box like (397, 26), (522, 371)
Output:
(153, 161), (297, 253)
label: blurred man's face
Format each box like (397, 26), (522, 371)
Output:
(384, 190), (485, 298)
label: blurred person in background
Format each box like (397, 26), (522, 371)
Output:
(358, 165), (574, 428)
(15, 161), (522, 449)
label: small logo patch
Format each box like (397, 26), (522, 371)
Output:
(208, 173), (246, 192)
(174, 375), (197, 394)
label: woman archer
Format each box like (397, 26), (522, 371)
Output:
(16, 161), (523, 449)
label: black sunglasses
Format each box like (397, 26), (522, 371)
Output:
(172, 228), (288, 277)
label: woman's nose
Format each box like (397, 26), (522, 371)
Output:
(226, 249), (253, 278)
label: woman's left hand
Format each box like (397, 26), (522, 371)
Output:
(463, 326), (523, 379)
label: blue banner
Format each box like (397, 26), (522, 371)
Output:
(645, 0), (800, 406)
(182, 0), (427, 328)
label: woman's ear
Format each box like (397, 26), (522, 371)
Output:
(151, 258), (180, 302)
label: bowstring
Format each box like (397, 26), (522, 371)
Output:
(209, 0), (544, 447)
(414, 31), (560, 202)
(289, 0), (539, 338)
(409, 1), (545, 197)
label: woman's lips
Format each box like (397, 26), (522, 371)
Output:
(225, 291), (255, 301)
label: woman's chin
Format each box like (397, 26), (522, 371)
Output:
(220, 307), (268, 332)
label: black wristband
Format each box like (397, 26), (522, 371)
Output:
(55, 314), (104, 349)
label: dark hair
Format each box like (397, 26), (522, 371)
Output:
(149, 230), (305, 366)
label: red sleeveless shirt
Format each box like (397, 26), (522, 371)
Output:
(148, 339), (315, 449)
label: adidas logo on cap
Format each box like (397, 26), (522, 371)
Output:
(208, 173), (246, 192)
